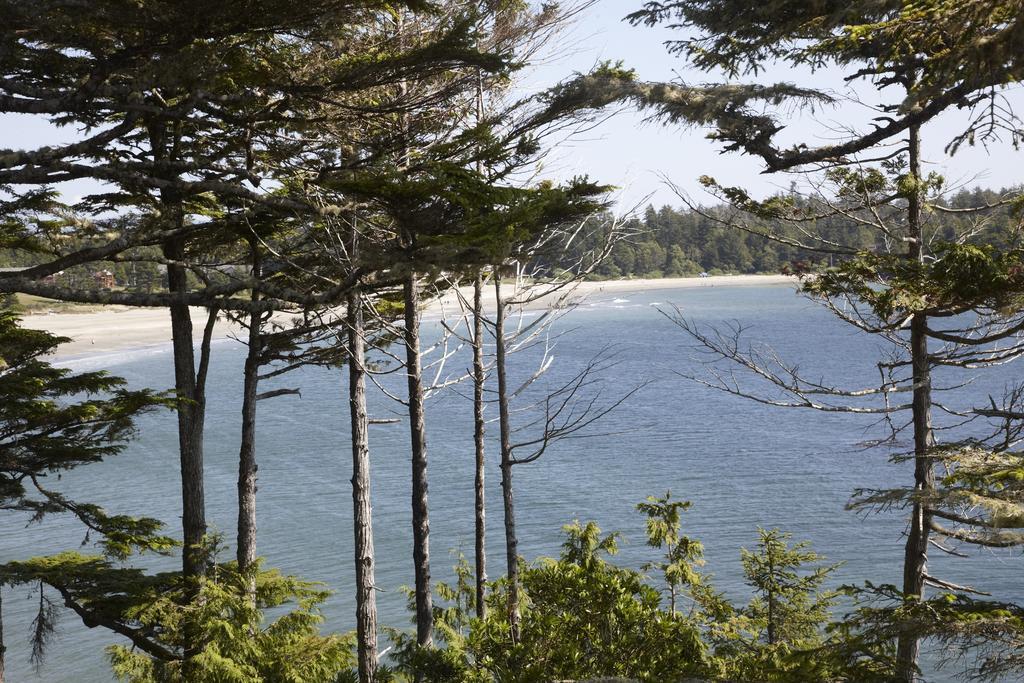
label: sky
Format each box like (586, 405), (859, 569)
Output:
(523, 0), (1024, 213)
(2, 0), (1023, 216)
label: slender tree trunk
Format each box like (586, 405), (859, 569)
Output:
(468, 53), (489, 626)
(349, 286), (379, 682)
(0, 585), (6, 683)
(395, 8), (432, 651)
(896, 121), (935, 682)
(472, 272), (488, 620)
(237, 243), (261, 574)
(404, 273), (433, 647)
(164, 236), (208, 580)
(152, 114), (210, 670)
(494, 275), (521, 642)
(668, 539), (677, 619)
(471, 56), (489, 622)
(766, 552), (776, 646)
(164, 239), (218, 677)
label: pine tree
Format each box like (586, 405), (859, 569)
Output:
(0, 312), (167, 678)
(574, 3), (1024, 676)
(0, 0), (512, 667)
(741, 529), (838, 648)
(0, 312), (166, 554)
(637, 491), (705, 618)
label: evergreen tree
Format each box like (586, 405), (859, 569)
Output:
(707, 530), (841, 682)
(0, 311), (166, 678)
(573, 2), (1024, 676)
(0, 312), (166, 554)
(451, 520), (707, 682)
(636, 491), (705, 617)
(2, 552), (353, 683)
(741, 529), (838, 648)
(0, 0), (509, 667)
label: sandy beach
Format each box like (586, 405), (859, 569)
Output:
(17, 274), (796, 360)
(18, 306), (247, 360)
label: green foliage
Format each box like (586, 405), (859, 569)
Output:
(817, 1), (1024, 151)
(471, 520), (707, 682)
(392, 520), (708, 682)
(106, 559), (354, 683)
(555, 184), (1024, 280)
(625, 0), (1024, 163)
(0, 313), (179, 676)
(682, 529), (841, 683)
(851, 444), (1024, 552)
(0, 311), (171, 557)
(825, 581), (1024, 680)
(636, 491), (705, 616)
(5, 550), (354, 683)
(804, 243), (1024, 321)
(390, 506), (866, 683)
(740, 528), (839, 647)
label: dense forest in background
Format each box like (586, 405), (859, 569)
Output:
(572, 186), (1024, 279)
(6, 186), (1021, 296)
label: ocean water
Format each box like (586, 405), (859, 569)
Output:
(3, 284), (1021, 682)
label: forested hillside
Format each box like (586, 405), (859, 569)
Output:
(6, 187), (1020, 290)
(573, 186), (1024, 278)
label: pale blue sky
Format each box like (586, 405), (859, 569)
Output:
(2, 0), (1022, 215)
(527, 0), (1024, 212)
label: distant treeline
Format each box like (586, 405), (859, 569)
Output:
(561, 186), (1024, 279)
(5, 187), (1022, 289)
(0, 245), (216, 295)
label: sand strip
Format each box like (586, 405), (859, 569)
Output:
(17, 274), (796, 360)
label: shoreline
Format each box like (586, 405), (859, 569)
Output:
(16, 274), (796, 360)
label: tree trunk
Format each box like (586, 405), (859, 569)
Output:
(668, 538), (677, 619)
(237, 243), (261, 574)
(164, 240), (217, 678)
(0, 585), (6, 683)
(164, 237), (208, 581)
(349, 287), (379, 682)
(494, 275), (521, 642)
(766, 551), (776, 646)
(896, 121), (935, 682)
(152, 113), (209, 669)
(404, 273), (433, 647)
(472, 58), (488, 622)
(472, 272), (488, 620)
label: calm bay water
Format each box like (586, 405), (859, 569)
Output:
(3, 284), (1021, 682)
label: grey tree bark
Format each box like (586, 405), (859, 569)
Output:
(472, 272), (488, 620)
(404, 273), (433, 647)
(471, 56), (489, 622)
(151, 117), (210, 588)
(164, 236), (209, 581)
(164, 236), (218, 676)
(493, 275), (521, 642)
(896, 121), (936, 682)
(1, 586), (5, 683)
(349, 285), (379, 682)
(237, 241), (261, 574)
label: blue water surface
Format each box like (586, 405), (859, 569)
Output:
(3, 283), (1020, 682)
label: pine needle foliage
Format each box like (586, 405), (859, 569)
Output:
(0, 310), (170, 558)
(3, 551), (354, 683)
(389, 504), (859, 683)
(105, 558), (354, 683)
(636, 491), (706, 617)
(741, 528), (840, 648)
